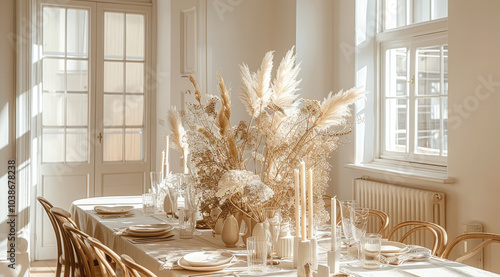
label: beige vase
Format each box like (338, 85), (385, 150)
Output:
(221, 215), (239, 248)
(241, 215), (256, 245)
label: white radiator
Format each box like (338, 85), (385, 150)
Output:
(353, 177), (445, 247)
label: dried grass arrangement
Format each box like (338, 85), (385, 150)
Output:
(168, 47), (365, 228)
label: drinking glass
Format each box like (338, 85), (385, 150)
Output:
(142, 192), (155, 215)
(361, 233), (382, 269)
(339, 200), (358, 252)
(178, 207), (197, 239)
(247, 236), (267, 275)
(164, 174), (181, 220)
(350, 207), (369, 261)
(263, 208), (281, 271)
(149, 172), (162, 194)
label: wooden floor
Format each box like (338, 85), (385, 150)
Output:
(30, 260), (57, 277)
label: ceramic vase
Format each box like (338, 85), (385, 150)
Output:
(241, 215), (256, 245)
(277, 230), (294, 258)
(221, 215), (239, 248)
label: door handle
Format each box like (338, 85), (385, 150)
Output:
(97, 132), (103, 144)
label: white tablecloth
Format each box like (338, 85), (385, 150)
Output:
(71, 196), (500, 277)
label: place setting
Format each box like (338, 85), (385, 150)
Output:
(121, 223), (176, 244)
(93, 205), (135, 218)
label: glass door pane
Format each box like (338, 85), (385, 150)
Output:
(102, 11), (145, 162)
(41, 6), (90, 163)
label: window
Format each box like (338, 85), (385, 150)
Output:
(378, 0), (448, 166)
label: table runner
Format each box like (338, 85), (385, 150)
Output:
(71, 196), (500, 277)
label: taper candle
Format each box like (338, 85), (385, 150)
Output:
(294, 169), (300, 237)
(308, 168), (314, 239)
(161, 151), (165, 179)
(331, 196), (337, 251)
(300, 161), (307, 241)
(165, 135), (170, 176)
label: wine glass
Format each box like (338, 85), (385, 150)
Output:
(164, 174), (181, 221)
(150, 172), (162, 194)
(263, 207), (281, 271)
(340, 200), (358, 255)
(350, 207), (369, 261)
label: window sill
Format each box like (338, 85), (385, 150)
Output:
(345, 160), (455, 184)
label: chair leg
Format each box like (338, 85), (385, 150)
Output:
(55, 256), (62, 277)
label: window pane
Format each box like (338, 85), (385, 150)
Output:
(442, 97), (448, 156)
(125, 128), (143, 161)
(42, 92), (65, 126)
(126, 63), (144, 93)
(43, 7), (65, 56)
(104, 95), (124, 126)
(443, 45), (448, 95)
(385, 98), (407, 152)
(417, 46), (441, 96)
(103, 128), (123, 161)
(43, 59), (65, 92)
(66, 128), (88, 162)
(432, 0), (448, 20)
(67, 60), (88, 92)
(386, 48), (408, 97)
(384, 0), (407, 30)
(413, 0), (431, 24)
(67, 93), (88, 126)
(67, 9), (88, 58)
(125, 95), (144, 125)
(126, 14), (145, 60)
(415, 98), (441, 155)
(104, 62), (124, 93)
(104, 12), (124, 60)
(43, 128), (65, 163)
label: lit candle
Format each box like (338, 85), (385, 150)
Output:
(165, 135), (170, 176)
(300, 161), (307, 241)
(308, 168), (314, 239)
(331, 196), (337, 251)
(294, 169), (300, 237)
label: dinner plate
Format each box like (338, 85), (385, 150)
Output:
(94, 205), (134, 214)
(177, 257), (233, 272)
(381, 241), (409, 254)
(128, 224), (173, 233)
(183, 251), (234, 267)
(125, 229), (173, 237)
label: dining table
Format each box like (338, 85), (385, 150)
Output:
(70, 196), (500, 277)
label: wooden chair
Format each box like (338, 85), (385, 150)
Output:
(37, 197), (64, 277)
(85, 236), (127, 277)
(121, 254), (157, 277)
(441, 232), (500, 263)
(387, 220), (448, 256)
(368, 209), (390, 236)
(62, 223), (104, 277)
(51, 207), (82, 277)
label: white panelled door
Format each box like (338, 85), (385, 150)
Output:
(36, 0), (151, 259)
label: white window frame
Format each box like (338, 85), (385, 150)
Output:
(376, 12), (448, 167)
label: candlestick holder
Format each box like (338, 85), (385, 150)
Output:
(293, 236), (301, 268)
(328, 225), (341, 274)
(310, 237), (318, 270)
(297, 240), (313, 277)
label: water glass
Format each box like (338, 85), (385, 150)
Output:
(178, 208), (197, 239)
(142, 192), (156, 215)
(361, 233), (382, 269)
(150, 172), (162, 194)
(164, 174), (181, 219)
(247, 236), (268, 275)
(340, 200), (358, 250)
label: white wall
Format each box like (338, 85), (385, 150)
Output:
(0, 0), (21, 275)
(332, 0), (500, 273)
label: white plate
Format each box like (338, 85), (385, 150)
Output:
(94, 205), (134, 214)
(381, 241), (408, 254)
(125, 229), (173, 238)
(177, 257), (233, 272)
(128, 224), (173, 233)
(183, 251), (234, 267)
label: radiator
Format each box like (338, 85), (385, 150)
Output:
(353, 177), (445, 247)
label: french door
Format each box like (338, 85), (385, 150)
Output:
(36, 0), (152, 259)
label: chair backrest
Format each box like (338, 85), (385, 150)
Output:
(62, 223), (96, 277)
(387, 220), (448, 256)
(51, 207), (83, 277)
(85, 236), (127, 277)
(368, 208), (390, 236)
(441, 232), (500, 263)
(37, 197), (64, 276)
(121, 254), (157, 277)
